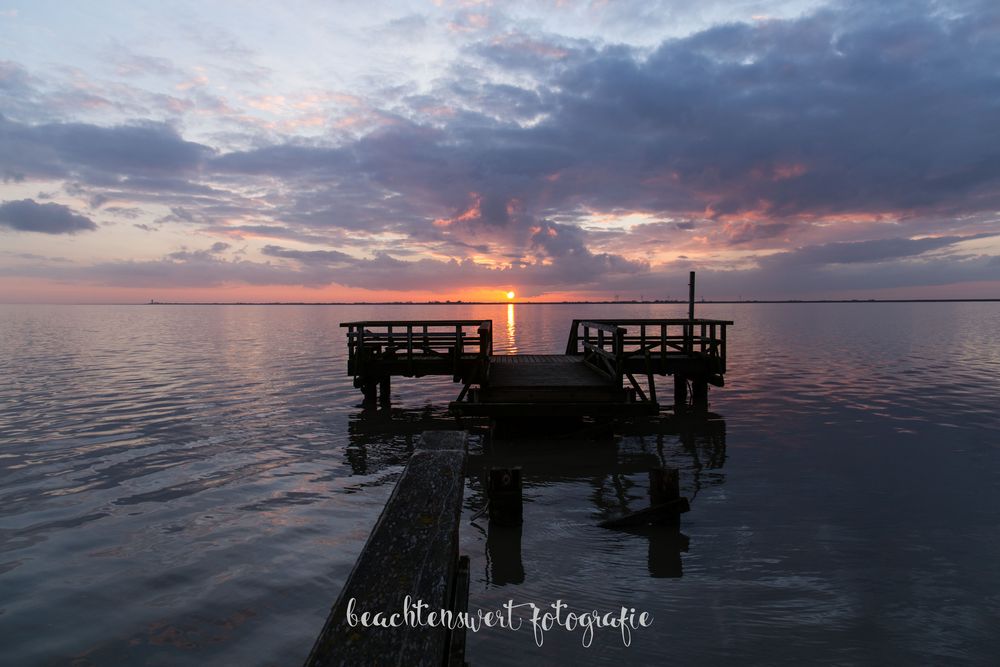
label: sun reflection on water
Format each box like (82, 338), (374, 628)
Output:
(505, 302), (517, 354)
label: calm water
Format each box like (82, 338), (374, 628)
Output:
(1, 303), (999, 665)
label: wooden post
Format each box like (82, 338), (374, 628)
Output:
(647, 528), (689, 578)
(478, 323), (490, 357)
(486, 523), (525, 585)
(378, 375), (391, 405)
(650, 467), (679, 506)
(673, 374), (687, 407)
(691, 377), (708, 407)
(686, 271), (696, 355)
(565, 319), (580, 355)
(487, 467), (522, 526)
(649, 467), (683, 526)
(362, 377), (378, 403)
(720, 324), (727, 374)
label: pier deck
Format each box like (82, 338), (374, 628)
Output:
(341, 316), (733, 417)
(461, 354), (651, 417)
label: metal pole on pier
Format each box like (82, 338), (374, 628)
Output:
(688, 271), (695, 320)
(676, 270), (697, 408)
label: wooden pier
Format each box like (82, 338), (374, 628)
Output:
(341, 316), (732, 417)
(305, 431), (469, 667)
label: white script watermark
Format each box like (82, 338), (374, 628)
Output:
(346, 596), (653, 647)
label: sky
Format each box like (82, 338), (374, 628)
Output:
(1, 0), (999, 303)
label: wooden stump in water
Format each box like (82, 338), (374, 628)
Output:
(650, 467), (679, 506)
(487, 467), (523, 526)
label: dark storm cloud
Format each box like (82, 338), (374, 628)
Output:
(6, 1), (1000, 232)
(598, 233), (1000, 297)
(80, 256), (310, 289)
(602, 253), (1000, 298)
(763, 235), (992, 268)
(43, 121), (212, 174)
(524, 0), (1000, 221)
(250, 242), (645, 294)
(52, 231), (997, 297)
(260, 245), (355, 265)
(3, 0), (1000, 297)
(0, 199), (98, 234)
(443, 80), (551, 122)
(0, 115), (213, 182)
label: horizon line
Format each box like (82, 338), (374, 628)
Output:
(5, 297), (994, 306)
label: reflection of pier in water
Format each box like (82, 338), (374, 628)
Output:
(314, 405), (728, 664)
(473, 411), (726, 581)
(343, 407), (726, 580)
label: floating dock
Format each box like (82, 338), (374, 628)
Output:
(341, 316), (733, 417)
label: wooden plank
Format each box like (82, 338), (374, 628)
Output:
(490, 354), (576, 365)
(305, 431), (468, 667)
(489, 359), (608, 388)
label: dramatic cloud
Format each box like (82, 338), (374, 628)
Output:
(0, 115), (213, 182)
(1, 0), (999, 300)
(763, 235), (994, 268)
(0, 199), (97, 234)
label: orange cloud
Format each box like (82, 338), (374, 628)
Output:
(434, 193), (483, 227)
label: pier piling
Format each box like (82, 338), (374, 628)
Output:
(691, 377), (709, 407)
(650, 467), (679, 506)
(487, 467), (523, 526)
(674, 374), (688, 407)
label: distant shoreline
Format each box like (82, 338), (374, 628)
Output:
(6, 299), (999, 306)
(140, 298), (1000, 305)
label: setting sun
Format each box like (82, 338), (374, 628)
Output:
(506, 291), (515, 300)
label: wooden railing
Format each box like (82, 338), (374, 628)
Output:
(567, 318), (732, 371)
(579, 320), (625, 387)
(567, 318), (733, 403)
(341, 320), (492, 379)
